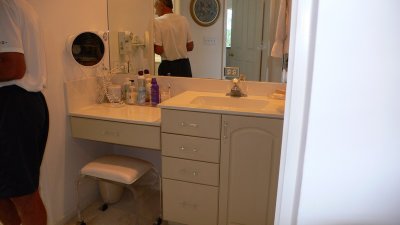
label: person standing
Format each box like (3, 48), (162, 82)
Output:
(0, 0), (49, 225)
(154, 0), (194, 77)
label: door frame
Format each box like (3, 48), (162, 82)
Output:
(274, 0), (319, 224)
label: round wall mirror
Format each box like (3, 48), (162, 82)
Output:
(68, 32), (105, 67)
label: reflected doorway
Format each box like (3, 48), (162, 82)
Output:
(225, 0), (283, 82)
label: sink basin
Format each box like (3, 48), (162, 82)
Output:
(190, 96), (269, 110)
(158, 91), (284, 118)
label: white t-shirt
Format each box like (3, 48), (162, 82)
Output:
(0, 0), (47, 92)
(154, 13), (193, 61)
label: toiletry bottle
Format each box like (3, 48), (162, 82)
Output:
(122, 78), (131, 100)
(151, 78), (160, 106)
(126, 80), (137, 105)
(145, 77), (152, 102)
(137, 75), (146, 105)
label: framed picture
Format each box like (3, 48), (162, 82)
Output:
(190, 0), (220, 27)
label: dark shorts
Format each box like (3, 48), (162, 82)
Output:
(0, 85), (49, 198)
(158, 58), (192, 77)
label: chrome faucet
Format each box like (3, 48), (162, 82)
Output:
(227, 77), (247, 97)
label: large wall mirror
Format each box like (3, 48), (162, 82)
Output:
(107, 0), (290, 82)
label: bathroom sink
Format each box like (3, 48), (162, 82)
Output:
(158, 91), (284, 118)
(190, 95), (269, 110)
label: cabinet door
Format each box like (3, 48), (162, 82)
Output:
(219, 115), (283, 225)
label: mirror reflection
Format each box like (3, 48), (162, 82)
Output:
(154, 0), (194, 77)
(107, 0), (291, 82)
(107, 0), (153, 74)
(70, 32), (105, 67)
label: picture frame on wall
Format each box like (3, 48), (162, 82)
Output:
(190, 0), (220, 27)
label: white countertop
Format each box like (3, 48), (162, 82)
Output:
(69, 91), (284, 125)
(159, 91), (285, 119)
(69, 103), (161, 126)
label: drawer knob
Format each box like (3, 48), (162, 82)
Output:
(179, 122), (199, 128)
(192, 171), (198, 176)
(179, 146), (198, 152)
(188, 123), (199, 128)
(103, 130), (120, 137)
(181, 201), (198, 209)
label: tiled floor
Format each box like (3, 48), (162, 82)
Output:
(65, 173), (162, 225)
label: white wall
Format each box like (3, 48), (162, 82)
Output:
(108, 0), (154, 74)
(176, 0), (225, 79)
(281, 0), (400, 224)
(29, 1), (112, 224)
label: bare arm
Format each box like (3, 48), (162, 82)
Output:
(154, 44), (164, 55)
(0, 52), (26, 81)
(186, 41), (194, 52)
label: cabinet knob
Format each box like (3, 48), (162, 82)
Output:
(180, 146), (185, 151)
(103, 130), (120, 137)
(179, 122), (199, 128)
(192, 171), (198, 176)
(188, 123), (199, 128)
(181, 201), (198, 209)
(192, 148), (198, 152)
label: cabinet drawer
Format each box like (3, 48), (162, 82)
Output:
(162, 157), (219, 186)
(162, 133), (220, 163)
(70, 117), (160, 150)
(163, 179), (218, 225)
(161, 109), (221, 139)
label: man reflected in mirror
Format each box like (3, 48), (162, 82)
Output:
(154, 0), (194, 77)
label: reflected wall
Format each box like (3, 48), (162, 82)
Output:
(108, 0), (154, 74)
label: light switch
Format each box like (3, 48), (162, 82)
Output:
(203, 37), (216, 46)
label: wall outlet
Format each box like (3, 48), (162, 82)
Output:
(224, 67), (240, 78)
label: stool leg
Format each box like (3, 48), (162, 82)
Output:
(125, 185), (140, 225)
(76, 175), (86, 224)
(150, 167), (163, 225)
(125, 168), (163, 225)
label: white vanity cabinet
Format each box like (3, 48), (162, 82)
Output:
(161, 109), (221, 225)
(219, 115), (283, 225)
(70, 117), (161, 150)
(161, 108), (283, 225)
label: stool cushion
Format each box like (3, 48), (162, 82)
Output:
(81, 155), (153, 185)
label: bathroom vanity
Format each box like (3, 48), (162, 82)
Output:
(159, 91), (284, 225)
(66, 78), (284, 225)
(69, 104), (161, 150)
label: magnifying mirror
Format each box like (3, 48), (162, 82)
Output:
(66, 31), (107, 67)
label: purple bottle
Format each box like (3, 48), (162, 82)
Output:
(151, 78), (160, 106)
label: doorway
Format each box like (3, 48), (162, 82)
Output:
(224, 0), (282, 82)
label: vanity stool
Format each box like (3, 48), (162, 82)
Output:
(76, 155), (162, 225)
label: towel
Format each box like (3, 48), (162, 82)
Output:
(271, 0), (292, 58)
